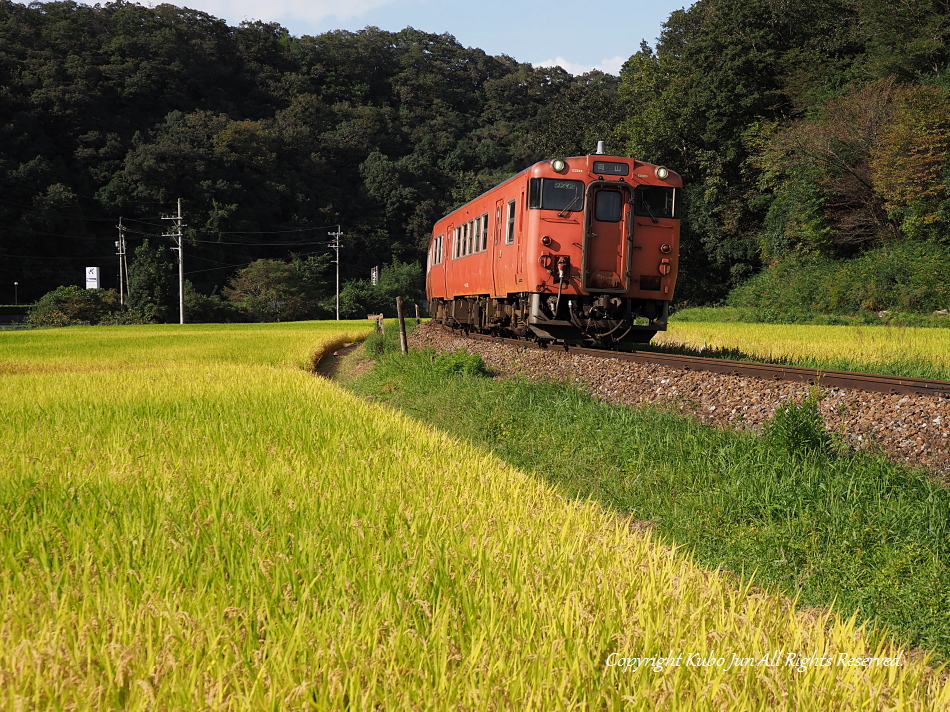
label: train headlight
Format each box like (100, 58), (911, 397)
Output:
(541, 236), (552, 246)
(551, 159), (567, 173)
(655, 166), (669, 180)
(659, 243), (672, 254)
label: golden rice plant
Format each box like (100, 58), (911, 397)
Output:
(659, 321), (950, 376)
(1, 322), (947, 709)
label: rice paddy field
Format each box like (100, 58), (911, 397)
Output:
(657, 321), (950, 380)
(2, 322), (950, 709)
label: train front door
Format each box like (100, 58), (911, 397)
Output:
(582, 184), (631, 292)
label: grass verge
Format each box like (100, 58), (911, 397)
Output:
(344, 341), (950, 660)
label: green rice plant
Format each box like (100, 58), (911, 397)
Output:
(2, 323), (949, 709)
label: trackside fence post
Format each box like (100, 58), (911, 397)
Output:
(396, 297), (408, 354)
(367, 314), (384, 334)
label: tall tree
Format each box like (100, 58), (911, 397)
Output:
(126, 238), (175, 322)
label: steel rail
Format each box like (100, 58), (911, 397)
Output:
(452, 329), (950, 398)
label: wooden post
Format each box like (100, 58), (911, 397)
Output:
(367, 314), (384, 334)
(414, 304), (420, 320)
(396, 297), (408, 354)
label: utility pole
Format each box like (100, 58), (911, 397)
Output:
(328, 225), (342, 320)
(115, 217), (127, 305)
(163, 199), (185, 325)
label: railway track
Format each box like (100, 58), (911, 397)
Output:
(455, 330), (950, 398)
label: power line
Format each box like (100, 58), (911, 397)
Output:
(212, 223), (341, 235)
(193, 238), (335, 246)
(8, 253), (116, 260)
(183, 249), (330, 276)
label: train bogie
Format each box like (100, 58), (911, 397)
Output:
(426, 151), (681, 345)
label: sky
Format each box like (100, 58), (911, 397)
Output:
(140, 0), (693, 75)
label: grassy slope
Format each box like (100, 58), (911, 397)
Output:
(2, 323), (949, 709)
(345, 338), (950, 660)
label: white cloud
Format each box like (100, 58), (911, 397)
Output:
(534, 55), (627, 76)
(155, 0), (396, 26)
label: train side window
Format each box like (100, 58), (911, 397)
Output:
(433, 234), (442, 265)
(469, 219), (475, 254)
(506, 200), (516, 244)
(463, 222), (469, 256)
(473, 218), (481, 253)
(594, 190), (623, 222)
(454, 227), (460, 259)
(481, 213), (489, 251)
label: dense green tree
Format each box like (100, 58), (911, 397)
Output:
(223, 254), (331, 322)
(183, 281), (242, 323)
(337, 259), (424, 318)
(528, 71), (624, 159)
(126, 238), (175, 322)
(870, 83), (950, 242)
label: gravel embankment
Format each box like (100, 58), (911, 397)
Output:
(408, 321), (950, 475)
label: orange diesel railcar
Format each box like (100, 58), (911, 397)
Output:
(426, 149), (681, 344)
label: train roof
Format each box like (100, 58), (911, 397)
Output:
(433, 154), (679, 228)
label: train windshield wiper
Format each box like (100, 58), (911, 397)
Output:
(558, 192), (583, 218)
(642, 200), (659, 223)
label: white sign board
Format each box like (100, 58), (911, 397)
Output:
(85, 267), (100, 289)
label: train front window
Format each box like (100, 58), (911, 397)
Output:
(594, 190), (624, 222)
(528, 178), (585, 212)
(634, 186), (679, 220)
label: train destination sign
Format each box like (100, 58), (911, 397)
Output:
(592, 161), (629, 176)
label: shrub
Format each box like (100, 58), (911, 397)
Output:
(728, 241), (950, 315)
(764, 390), (835, 458)
(363, 329), (389, 356)
(431, 349), (490, 377)
(26, 285), (124, 327)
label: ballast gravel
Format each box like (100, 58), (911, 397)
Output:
(408, 321), (950, 476)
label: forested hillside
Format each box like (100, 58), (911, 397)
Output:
(2, 0), (949, 314)
(622, 0), (950, 309)
(0, 0), (621, 307)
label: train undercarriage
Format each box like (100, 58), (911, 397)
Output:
(429, 294), (669, 345)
